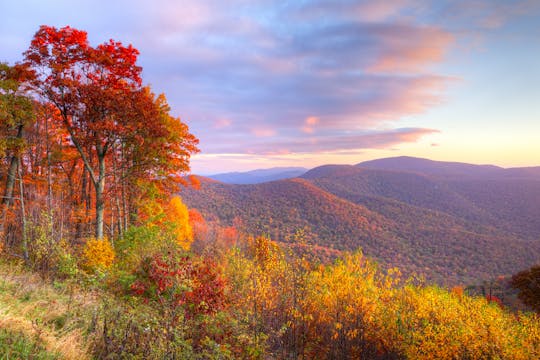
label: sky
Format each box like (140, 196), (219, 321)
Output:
(1, 0), (539, 174)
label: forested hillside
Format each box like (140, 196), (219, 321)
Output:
(183, 158), (540, 285)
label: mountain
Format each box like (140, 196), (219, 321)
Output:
(182, 157), (540, 285)
(206, 167), (308, 184)
(358, 156), (540, 180)
(355, 157), (540, 239)
(302, 165), (493, 229)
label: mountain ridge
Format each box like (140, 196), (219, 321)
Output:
(357, 156), (540, 179)
(183, 157), (540, 285)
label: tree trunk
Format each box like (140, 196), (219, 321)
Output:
(96, 154), (106, 240)
(45, 115), (53, 216)
(18, 158), (28, 264)
(1, 124), (24, 236)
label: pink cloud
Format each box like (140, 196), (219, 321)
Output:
(213, 118), (232, 129)
(441, 0), (540, 30)
(252, 127), (277, 137)
(353, 0), (413, 22)
(302, 116), (320, 133)
(294, 0), (413, 23)
(202, 128), (439, 154)
(368, 25), (454, 73)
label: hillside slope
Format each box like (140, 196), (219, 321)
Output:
(356, 157), (540, 240)
(182, 171), (540, 284)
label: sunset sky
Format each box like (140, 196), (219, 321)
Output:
(2, 0), (539, 174)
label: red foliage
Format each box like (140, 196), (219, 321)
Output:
(131, 253), (227, 317)
(221, 226), (238, 247)
(486, 294), (504, 308)
(189, 208), (208, 242)
(21, 25), (199, 240)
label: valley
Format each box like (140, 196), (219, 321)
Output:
(184, 157), (540, 285)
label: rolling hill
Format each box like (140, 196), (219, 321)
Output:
(182, 157), (540, 285)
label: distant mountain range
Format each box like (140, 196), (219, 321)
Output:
(183, 156), (540, 285)
(359, 156), (540, 180)
(207, 167), (308, 184)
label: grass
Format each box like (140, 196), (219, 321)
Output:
(0, 328), (59, 359)
(0, 260), (95, 359)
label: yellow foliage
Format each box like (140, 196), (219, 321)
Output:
(137, 196), (193, 250)
(81, 238), (115, 271)
(165, 196), (193, 250)
(224, 247), (540, 359)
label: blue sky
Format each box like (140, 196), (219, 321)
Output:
(2, 0), (539, 174)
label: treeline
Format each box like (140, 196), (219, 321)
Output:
(37, 229), (540, 359)
(0, 25), (198, 263)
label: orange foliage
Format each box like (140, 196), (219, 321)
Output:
(221, 226), (238, 247)
(189, 208), (208, 242)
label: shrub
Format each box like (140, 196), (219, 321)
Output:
(81, 238), (115, 272)
(56, 250), (79, 278)
(130, 251), (226, 318)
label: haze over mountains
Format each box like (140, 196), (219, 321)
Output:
(207, 167), (308, 184)
(183, 157), (540, 285)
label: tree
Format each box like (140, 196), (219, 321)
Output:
(165, 197), (193, 250)
(511, 265), (540, 312)
(24, 26), (198, 239)
(115, 88), (199, 226)
(0, 63), (35, 240)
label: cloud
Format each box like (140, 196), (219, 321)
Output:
(2, 0), (537, 172)
(129, 3), (457, 157)
(213, 119), (232, 129)
(436, 0), (540, 30)
(251, 127), (277, 137)
(365, 24), (454, 73)
(302, 116), (319, 134)
(202, 128), (439, 154)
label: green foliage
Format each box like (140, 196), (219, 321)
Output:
(114, 224), (172, 272)
(0, 63), (35, 144)
(56, 251), (79, 279)
(27, 212), (80, 278)
(92, 302), (193, 359)
(0, 328), (59, 359)
(91, 298), (239, 359)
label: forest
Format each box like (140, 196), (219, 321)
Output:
(182, 169), (540, 286)
(1, 25), (540, 359)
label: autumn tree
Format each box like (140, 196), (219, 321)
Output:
(188, 208), (208, 244)
(24, 25), (198, 239)
(114, 88), (198, 229)
(511, 265), (540, 312)
(0, 63), (35, 242)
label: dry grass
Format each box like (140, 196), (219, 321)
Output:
(0, 260), (96, 359)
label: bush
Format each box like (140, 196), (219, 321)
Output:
(81, 238), (115, 272)
(56, 250), (79, 278)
